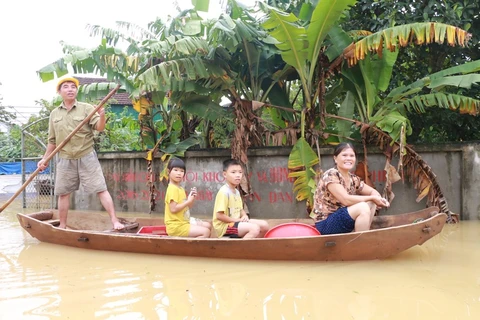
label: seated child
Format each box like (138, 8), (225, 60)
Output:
(212, 159), (269, 238)
(164, 158), (211, 238)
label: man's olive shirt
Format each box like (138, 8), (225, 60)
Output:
(47, 100), (100, 159)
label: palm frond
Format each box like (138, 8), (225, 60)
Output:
(172, 37), (210, 56)
(362, 125), (452, 219)
(160, 135), (203, 156)
(395, 93), (480, 115)
(429, 74), (480, 90)
(143, 36), (176, 57)
(307, 0), (357, 78)
(87, 22), (156, 46)
(387, 61), (480, 100)
(180, 94), (227, 121)
(37, 44), (142, 84)
(77, 82), (126, 102)
(347, 30), (373, 38)
(370, 110), (412, 142)
(87, 25), (123, 46)
(430, 59), (480, 78)
(260, 4), (308, 78)
(344, 22), (471, 66)
(137, 57), (229, 91)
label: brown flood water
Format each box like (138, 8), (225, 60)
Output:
(1, 198), (479, 320)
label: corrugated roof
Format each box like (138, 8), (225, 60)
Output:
(76, 77), (132, 105)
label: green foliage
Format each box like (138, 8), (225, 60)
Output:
(180, 94), (228, 122)
(0, 128), (22, 161)
(261, 0), (357, 140)
(160, 135), (203, 156)
(18, 100), (55, 158)
(0, 100), (54, 161)
(409, 108), (480, 142)
(347, 0), (479, 50)
(366, 60), (480, 142)
(0, 84), (13, 123)
(210, 112), (236, 148)
(336, 91), (356, 140)
(95, 107), (143, 152)
(266, 0), (318, 19)
(287, 137), (319, 206)
(261, 0), (359, 202)
(261, 6), (309, 79)
(191, 0), (210, 13)
(346, 0), (480, 143)
(0, 105), (16, 124)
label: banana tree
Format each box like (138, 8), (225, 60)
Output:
(260, 0), (358, 209)
(371, 60), (480, 141)
(330, 23), (478, 216)
(37, 12), (232, 210)
(206, 3), (297, 194)
(326, 23), (475, 140)
(261, 0), (476, 214)
(125, 2), (297, 195)
(337, 22), (475, 138)
(37, 2), (281, 190)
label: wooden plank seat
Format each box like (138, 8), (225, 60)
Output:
(44, 219), (60, 226)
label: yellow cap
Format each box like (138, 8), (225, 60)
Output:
(57, 77), (79, 91)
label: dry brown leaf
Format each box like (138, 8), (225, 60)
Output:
(360, 124), (370, 134)
(416, 184), (431, 202)
(252, 101), (265, 111)
(417, 175), (431, 192)
(362, 125), (451, 218)
(385, 164), (401, 184)
(355, 161), (374, 188)
(273, 132), (285, 146)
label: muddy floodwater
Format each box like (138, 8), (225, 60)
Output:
(1, 197), (479, 320)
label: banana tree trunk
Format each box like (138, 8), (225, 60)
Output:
(231, 99), (265, 195)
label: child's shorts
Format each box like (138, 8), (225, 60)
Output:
(224, 221), (240, 238)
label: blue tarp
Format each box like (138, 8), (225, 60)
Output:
(0, 161), (50, 175)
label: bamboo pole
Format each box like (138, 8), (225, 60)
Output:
(0, 84), (121, 213)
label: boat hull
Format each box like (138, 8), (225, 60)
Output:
(17, 207), (447, 261)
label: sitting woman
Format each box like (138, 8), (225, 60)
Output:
(313, 142), (390, 235)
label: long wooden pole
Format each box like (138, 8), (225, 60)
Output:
(0, 84), (121, 213)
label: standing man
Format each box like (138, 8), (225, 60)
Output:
(37, 76), (124, 230)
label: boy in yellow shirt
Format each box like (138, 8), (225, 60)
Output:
(212, 159), (269, 238)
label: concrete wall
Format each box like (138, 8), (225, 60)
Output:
(70, 142), (479, 220)
(462, 144), (480, 220)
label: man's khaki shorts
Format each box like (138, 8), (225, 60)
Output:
(54, 151), (107, 195)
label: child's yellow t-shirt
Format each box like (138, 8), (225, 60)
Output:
(212, 184), (243, 237)
(164, 183), (191, 236)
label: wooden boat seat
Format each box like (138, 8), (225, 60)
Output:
(45, 219), (60, 227)
(27, 211), (54, 221)
(42, 219), (79, 230)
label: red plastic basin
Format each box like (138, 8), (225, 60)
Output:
(137, 225), (168, 236)
(264, 222), (320, 238)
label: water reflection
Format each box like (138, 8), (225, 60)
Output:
(1, 199), (479, 319)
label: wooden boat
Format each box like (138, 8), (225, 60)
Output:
(17, 206), (447, 261)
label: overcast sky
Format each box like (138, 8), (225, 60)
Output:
(0, 0), (237, 123)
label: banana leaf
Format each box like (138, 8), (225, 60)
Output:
(287, 138), (319, 203)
